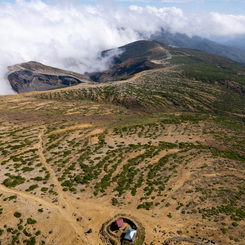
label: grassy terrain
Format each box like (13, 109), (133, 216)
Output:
(0, 43), (245, 244)
(37, 68), (245, 116)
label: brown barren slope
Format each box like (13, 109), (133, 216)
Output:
(0, 42), (245, 245)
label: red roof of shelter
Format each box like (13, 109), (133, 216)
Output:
(116, 218), (124, 228)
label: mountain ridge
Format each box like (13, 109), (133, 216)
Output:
(149, 30), (245, 64)
(32, 40), (245, 121)
(7, 40), (245, 95)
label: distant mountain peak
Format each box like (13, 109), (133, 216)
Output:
(149, 30), (245, 64)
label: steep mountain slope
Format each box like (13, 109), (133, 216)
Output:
(84, 40), (245, 116)
(8, 40), (245, 96)
(150, 30), (245, 64)
(8, 61), (91, 93)
(88, 40), (166, 82)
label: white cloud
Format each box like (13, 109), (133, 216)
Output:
(0, 0), (245, 94)
(0, 0), (138, 94)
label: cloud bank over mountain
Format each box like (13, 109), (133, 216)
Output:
(0, 0), (245, 94)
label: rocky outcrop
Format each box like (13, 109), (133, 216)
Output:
(8, 61), (91, 93)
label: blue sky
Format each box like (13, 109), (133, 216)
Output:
(0, 0), (244, 15)
(115, 0), (244, 15)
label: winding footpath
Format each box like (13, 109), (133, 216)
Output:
(0, 126), (92, 244)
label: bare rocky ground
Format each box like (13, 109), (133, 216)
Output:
(0, 72), (244, 245)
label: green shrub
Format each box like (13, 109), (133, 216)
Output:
(26, 237), (36, 245)
(3, 175), (25, 187)
(27, 218), (37, 225)
(27, 185), (38, 191)
(14, 212), (22, 218)
(32, 176), (43, 181)
(112, 198), (118, 206)
(137, 202), (153, 210)
(18, 225), (24, 230)
(21, 167), (34, 172)
(61, 180), (73, 188)
(221, 228), (227, 234)
(7, 227), (13, 232)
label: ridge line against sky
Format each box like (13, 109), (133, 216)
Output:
(0, 0), (244, 95)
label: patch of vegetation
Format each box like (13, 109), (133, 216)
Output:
(26, 218), (37, 225)
(137, 202), (153, 210)
(14, 212), (22, 218)
(3, 175), (26, 187)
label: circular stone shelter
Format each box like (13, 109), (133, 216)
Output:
(100, 214), (145, 245)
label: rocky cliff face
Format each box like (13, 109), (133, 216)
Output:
(8, 61), (91, 93)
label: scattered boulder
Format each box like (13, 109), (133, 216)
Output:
(76, 217), (82, 222)
(86, 228), (92, 234)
